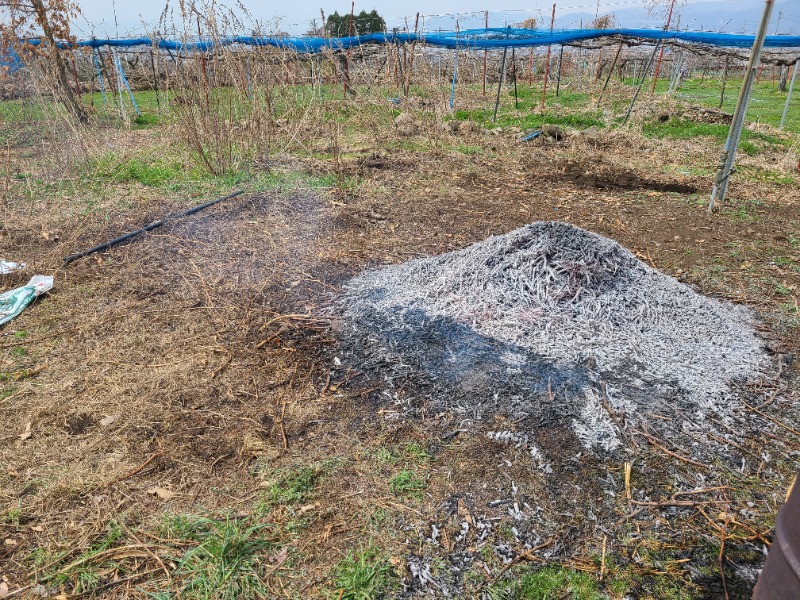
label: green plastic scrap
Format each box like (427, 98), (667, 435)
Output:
(0, 276), (54, 326)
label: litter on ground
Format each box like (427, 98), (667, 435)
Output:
(0, 275), (54, 326)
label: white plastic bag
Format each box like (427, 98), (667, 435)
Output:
(0, 275), (54, 326)
(0, 260), (26, 275)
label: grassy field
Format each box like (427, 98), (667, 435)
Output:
(1, 61), (799, 599)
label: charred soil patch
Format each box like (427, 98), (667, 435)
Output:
(548, 157), (699, 194)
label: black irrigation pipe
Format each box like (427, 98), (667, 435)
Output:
(63, 190), (244, 265)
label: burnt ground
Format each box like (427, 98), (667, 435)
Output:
(1, 119), (799, 599)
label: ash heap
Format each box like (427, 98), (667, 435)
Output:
(339, 222), (771, 462)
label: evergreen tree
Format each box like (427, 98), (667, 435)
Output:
(325, 8), (385, 36)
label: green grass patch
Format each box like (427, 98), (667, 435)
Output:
(92, 154), (188, 187)
(2, 503), (23, 526)
(401, 442), (430, 462)
(455, 144), (482, 155)
(47, 521), (125, 594)
(452, 106), (604, 131)
(737, 166), (796, 185)
(134, 112), (160, 127)
(372, 442), (430, 467)
(330, 544), (396, 600)
(643, 118), (728, 141)
(642, 117), (792, 154)
(258, 460), (339, 508)
(160, 514), (275, 600)
(389, 470), (426, 498)
(487, 566), (606, 600)
(670, 77), (800, 133)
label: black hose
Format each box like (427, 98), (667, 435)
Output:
(63, 190), (244, 264)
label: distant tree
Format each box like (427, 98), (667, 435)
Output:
(515, 18), (538, 30)
(644, 0), (685, 28)
(0, 0), (86, 121)
(589, 14), (615, 29)
(325, 9), (385, 37)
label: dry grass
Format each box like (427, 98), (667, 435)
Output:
(0, 66), (799, 599)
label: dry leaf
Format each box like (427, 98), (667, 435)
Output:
(0, 581), (9, 598)
(147, 487), (176, 500)
(269, 547), (289, 564)
(30, 526), (44, 532)
(19, 422), (31, 442)
(99, 415), (116, 427)
(298, 503), (319, 515)
(4, 539), (17, 547)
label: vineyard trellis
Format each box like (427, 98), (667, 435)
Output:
(3, 13), (798, 198)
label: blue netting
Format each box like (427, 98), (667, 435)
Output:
(0, 46), (23, 73)
(17, 28), (800, 54)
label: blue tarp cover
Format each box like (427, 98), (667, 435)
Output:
(0, 46), (23, 73)
(18, 28), (800, 54)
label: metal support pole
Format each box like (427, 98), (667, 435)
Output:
(555, 45), (564, 97)
(541, 3), (556, 110)
(449, 49), (459, 110)
(780, 58), (798, 130)
(493, 47), (507, 122)
(709, 0), (775, 211)
(482, 10), (488, 95)
(599, 42), (624, 101)
(622, 41), (661, 125)
(149, 47), (161, 110)
(719, 55), (730, 109)
(512, 48), (518, 108)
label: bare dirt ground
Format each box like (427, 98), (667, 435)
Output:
(1, 114), (799, 598)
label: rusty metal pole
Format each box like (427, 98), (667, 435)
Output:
(650, 0), (676, 95)
(709, 0), (775, 211)
(540, 3), (556, 110)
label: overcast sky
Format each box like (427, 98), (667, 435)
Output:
(63, 0), (744, 37)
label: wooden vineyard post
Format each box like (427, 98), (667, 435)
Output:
(344, 0), (354, 96)
(405, 12), (420, 96)
(395, 38), (404, 95)
(69, 51), (81, 101)
(709, 0), (775, 211)
(149, 46), (161, 111)
(541, 3), (556, 110)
